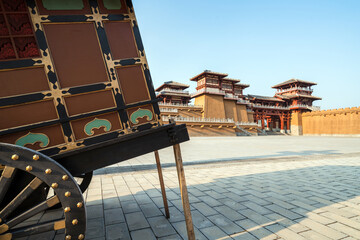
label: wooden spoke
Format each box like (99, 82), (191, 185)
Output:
(4, 219), (65, 239)
(0, 177), (43, 220)
(75, 172), (93, 193)
(0, 167), (16, 203)
(4, 196), (59, 230)
(0, 143), (87, 239)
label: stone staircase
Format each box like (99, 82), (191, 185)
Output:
(265, 130), (287, 135)
(236, 125), (267, 136)
(235, 126), (252, 136)
(235, 125), (291, 136)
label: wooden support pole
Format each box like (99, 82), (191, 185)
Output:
(173, 144), (195, 240)
(261, 117), (265, 129)
(286, 117), (290, 130)
(280, 116), (285, 130)
(154, 151), (170, 219)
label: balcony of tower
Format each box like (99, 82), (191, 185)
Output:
(191, 87), (226, 97)
(276, 87), (314, 95)
(158, 88), (190, 95)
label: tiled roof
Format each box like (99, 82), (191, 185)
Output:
(155, 81), (189, 91)
(276, 94), (322, 100)
(234, 82), (250, 88)
(203, 70), (228, 76)
(247, 94), (284, 102)
(272, 79), (317, 88)
(222, 77), (240, 83)
(157, 92), (191, 97)
(190, 70), (228, 81)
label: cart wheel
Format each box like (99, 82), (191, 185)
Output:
(75, 172), (93, 193)
(0, 143), (86, 240)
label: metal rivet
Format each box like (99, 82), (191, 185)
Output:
(65, 235), (72, 240)
(78, 234), (85, 240)
(62, 175), (69, 181)
(51, 183), (58, 189)
(72, 219), (78, 225)
(32, 154), (39, 161)
(65, 191), (71, 197)
(45, 169), (52, 174)
(11, 154), (19, 160)
(25, 166), (32, 172)
(64, 207), (71, 213)
(77, 202), (83, 208)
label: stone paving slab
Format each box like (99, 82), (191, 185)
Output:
(97, 136), (360, 174)
(84, 139), (360, 239)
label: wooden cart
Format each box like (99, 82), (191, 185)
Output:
(0, 0), (195, 239)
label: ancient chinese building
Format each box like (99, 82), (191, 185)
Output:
(156, 81), (191, 105)
(272, 79), (322, 135)
(190, 70), (251, 122)
(247, 95), (290, 133)
(157, 71), (322, 136)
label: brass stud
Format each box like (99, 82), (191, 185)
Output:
(64, 207), (71, 213)
(11, 154), (19, 160)
(25, 166), (32, 172)
(78, 234), (85, 240)
(72, 219), (78, 225)
(62, 175), (69, 181)
(65, 235), (72, 240)
(32, 154), (39, 161)
(65, 191), (71, 197)
(77, 202), (83, 208)
(51, 183), (58, 189)
(0, 218), (2, 223)
(45, 169), (52, 174)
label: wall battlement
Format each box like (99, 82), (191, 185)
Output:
(302, 107), (360, 116)
(302, 106), (360, 135)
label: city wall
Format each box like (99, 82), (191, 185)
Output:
(301, 107), (360, 136)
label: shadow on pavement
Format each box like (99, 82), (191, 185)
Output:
(86, 164), (360, 239)
(96, 149), (341, 175)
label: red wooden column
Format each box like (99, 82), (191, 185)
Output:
(261, 117), (265, 129)
(280, 116), (285, 133)
(286, 116), (291, 133)
(266, 117), (271, 130)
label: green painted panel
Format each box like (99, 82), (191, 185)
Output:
(15, 132), (50, 148)
(130, 109), (153, 124)
(103, 0), (122, 10)
(84, 118), (112, 136)
(42, 0), (84, 10)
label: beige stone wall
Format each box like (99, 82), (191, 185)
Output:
(302, 107), (360, 135)
(224, 100), (237, 121)
(194, 94), (254, 123)
(247, 111), (254, 122)
(194, 95), (206, 116)
(291, 111), (303, 136)
(201, 95), (226, 119)
(236, 104), (249, 122)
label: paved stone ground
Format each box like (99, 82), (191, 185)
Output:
(82, 136), (360, 240)
(98, 136), (360, 174)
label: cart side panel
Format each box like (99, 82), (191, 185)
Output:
(0, 0), (163, 156)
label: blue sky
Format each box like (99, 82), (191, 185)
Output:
(133, 0), (360, 110)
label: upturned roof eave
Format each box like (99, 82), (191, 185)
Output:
(272, 79), (318, 88)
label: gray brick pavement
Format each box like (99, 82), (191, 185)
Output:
(85, 145), (360, 239)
